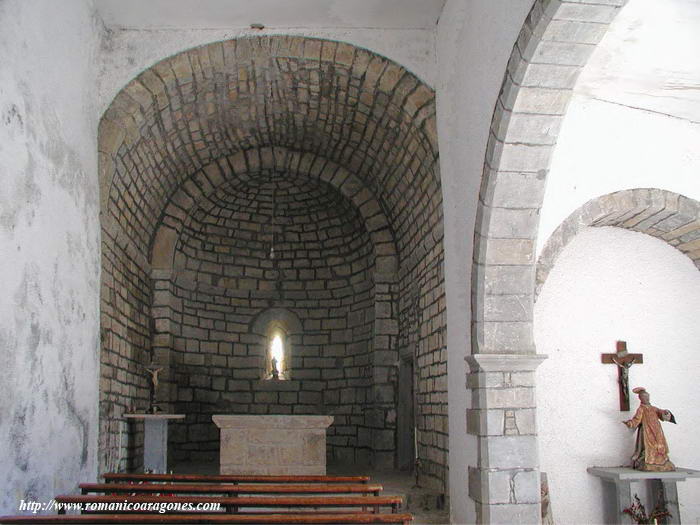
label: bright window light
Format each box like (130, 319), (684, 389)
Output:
(270, 333), (284, 372)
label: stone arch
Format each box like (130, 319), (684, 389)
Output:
(537, 189), (700, 297)
(151, 146), (398, 277)
(468, 1), (630, 521)
(251, 307), (303, 336)
(97, 35), (445, 485)
(473, 0), (629, 356)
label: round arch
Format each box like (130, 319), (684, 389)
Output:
(97, 35), (445, 486)
(150, 146), (398, 277)
(537, 188), (700, 297)
(467, 0), (630, 520)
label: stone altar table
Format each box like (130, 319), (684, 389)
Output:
(124, 413), (184, 473)
(588, 466), (700, 524)
(212, 415), (333, 475)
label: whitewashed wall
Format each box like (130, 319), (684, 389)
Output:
(0, 0), (102, 514)
(436, 1), (534, 522)
(535, 227), (700, 524)
(537, 0), (700, 255)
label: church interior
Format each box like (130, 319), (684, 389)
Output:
(1, 0), (699, 523)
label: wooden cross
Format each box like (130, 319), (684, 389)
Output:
(601, 341), (643, 411)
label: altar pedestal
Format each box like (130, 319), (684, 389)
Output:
(124, 414), (184, 473)
(588, 466), (700, 524)
(213, 415), (333, 475)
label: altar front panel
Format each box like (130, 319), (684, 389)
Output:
(213, 415), (333, 475)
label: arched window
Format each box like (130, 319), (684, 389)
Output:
(265, 322), (289, 380)
(250, 308), (301, 381)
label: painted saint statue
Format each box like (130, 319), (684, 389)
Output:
(623, 387), (676, 472)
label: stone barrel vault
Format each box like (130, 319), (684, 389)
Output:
(97, 35), (447, 491)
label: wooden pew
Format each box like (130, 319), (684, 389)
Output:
(0, 513), (414, 524)
(80, 483), (384, 497)
(55, 494), (402, 514)
(103, 474), (370, 484)
(0, 473), (413, 524)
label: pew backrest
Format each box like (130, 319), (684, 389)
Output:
(103, 473), (370, 484)
(54, 494), (402, 513)
(80, 483), (383, 496)
(0, 512), (413, 524)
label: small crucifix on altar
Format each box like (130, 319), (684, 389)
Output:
(601, 341), (643, 411)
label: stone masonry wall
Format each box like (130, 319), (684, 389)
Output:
(398, 217), (446, 489)
(99, 36), (442, 481)
(154, 170), (379, 463)
(99, 233), (152, 472)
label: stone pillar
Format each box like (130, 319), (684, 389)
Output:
(371, 271), (399, 468)
(150, 269), (176, 410)
(466, 354), (546, 524)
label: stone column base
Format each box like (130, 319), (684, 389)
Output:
(467, 354), (547, 524)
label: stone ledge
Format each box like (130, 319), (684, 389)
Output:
(252, 380), (301, 391)
(467, 353), (547, 373)
(588, 466), (700, 482)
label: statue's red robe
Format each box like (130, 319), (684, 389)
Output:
(624, 404), (675, 472)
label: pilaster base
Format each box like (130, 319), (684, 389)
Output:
(466, 354), (547, 523)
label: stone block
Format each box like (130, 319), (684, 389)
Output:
(194, 389), (219, 404)
(485, 208), (539, 240)
(473, 321), (535, 354)
(374, 384), (394, 403)
(482, 294), (533, 322)
(543, 19), (607, 45)
(178, 388), (193, 402)
(279, 392), (298, 404)
(478, 435), (539, 470)
(374, 350), (397, 366)
(211, 377), (226, 392)
(299, 391), (322, 404)
(472, 387), (535, 409)
(532, 41), (595, 67)
(467, 409), (505, 436)
(484, 265), (534, 296)
(496, 142), (554, 173)
(520, 63), (580, 89)
(500, 113), (562, 145)
(253, 380), (300, 392)
(183, 353), (205, 366)
(513, 470), (540, 503)
(254, 391), (278, 404)
(555, 3), (619, 23)
(227, 379), (250, 392)
(508, 372), (536, 388)
(477, 502), (540, 525)
(469, 467), (512, 504)
(189, 375), (210, 388)
(480, 239), (534, 266)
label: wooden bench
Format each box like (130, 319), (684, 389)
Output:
(54, 494), (403, 514)
(103, 474), (371, 484)
(0, 513), (413, 524)
(80, 483), (384, 497)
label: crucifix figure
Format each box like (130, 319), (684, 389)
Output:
(601, 341), (644, 411)
(143, 364), (164, 413)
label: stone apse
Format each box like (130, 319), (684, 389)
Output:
(97, 36), (447, 490)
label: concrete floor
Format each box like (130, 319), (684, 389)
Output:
(172, 461), (451, 524)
